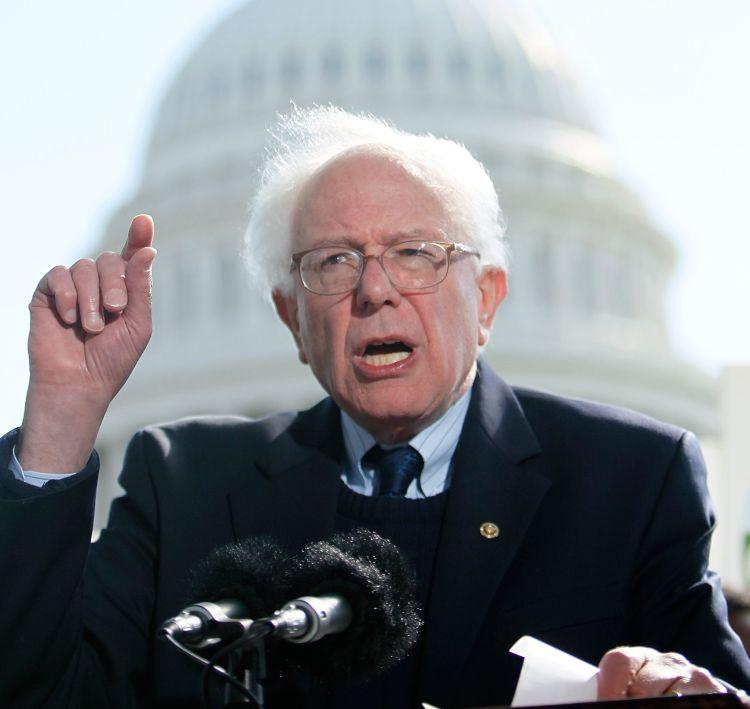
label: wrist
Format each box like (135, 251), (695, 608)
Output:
(18, 383), (109, 473)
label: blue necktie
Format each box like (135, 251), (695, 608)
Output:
(362, 445), (424, 497)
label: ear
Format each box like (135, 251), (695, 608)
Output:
(476, 267), (507, 347)
(272, 289), (309, 365)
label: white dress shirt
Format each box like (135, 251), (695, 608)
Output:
(340, 388), (471, 498)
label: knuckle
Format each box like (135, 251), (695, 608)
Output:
(48, 264), (69, 279)
(71, 258), (97, 279)
(599, 651), (633, 682)
(96, 250), (121, 266)
(663, 652), (689, 668)
(601, 648), (631, 666)
(689, 666), (716, 685)
(57, 289), (77, 303)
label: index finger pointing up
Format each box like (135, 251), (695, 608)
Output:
(122, 214), (154, 260)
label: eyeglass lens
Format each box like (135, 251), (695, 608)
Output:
(299, 241), (449, 294)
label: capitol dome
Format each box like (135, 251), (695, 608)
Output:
(147, 0), (595, 157)
(95, 0), (716, 527)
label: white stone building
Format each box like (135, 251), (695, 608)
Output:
(93, 0), (726, 568)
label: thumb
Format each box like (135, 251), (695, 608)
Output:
(123, 246), (157, 327)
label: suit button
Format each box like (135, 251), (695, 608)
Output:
(480, 522), (500, 539)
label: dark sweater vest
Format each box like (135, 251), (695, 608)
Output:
(308, 481), (449, 709)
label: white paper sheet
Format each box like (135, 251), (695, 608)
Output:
(510, 636), (599, 706)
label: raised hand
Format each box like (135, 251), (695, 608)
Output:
(17, 215), (157, 473)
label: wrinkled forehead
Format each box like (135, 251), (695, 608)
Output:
(291, 150), (451, 249)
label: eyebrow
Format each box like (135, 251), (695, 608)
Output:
(313, 229), (444, 249)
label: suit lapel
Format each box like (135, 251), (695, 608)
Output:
(227, 365), (549, 702)
(419, 362), (550, 702)
(227, 398), (343, 552)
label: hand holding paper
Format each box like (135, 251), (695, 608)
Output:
(421, 637), (732, 708)
(422, 637), (598, 709)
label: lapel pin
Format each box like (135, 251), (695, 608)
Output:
(480, 522), (500, 539)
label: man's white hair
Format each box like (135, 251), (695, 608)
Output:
(243, 105), (508, 296)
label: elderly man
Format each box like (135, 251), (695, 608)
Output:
(1, 107), (748, 708)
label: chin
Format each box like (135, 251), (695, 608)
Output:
(355, 398), (435, 434)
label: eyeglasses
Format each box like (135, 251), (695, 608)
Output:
(290, 240), (480, 295)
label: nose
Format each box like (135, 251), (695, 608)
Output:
(354, 255), (402, 310)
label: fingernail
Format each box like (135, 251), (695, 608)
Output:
(84, 312), (104, 330)
(104, 289), (127, 308)
(64, 309), (77, 323)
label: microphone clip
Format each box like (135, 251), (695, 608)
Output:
(160, 600), (255, 650)
(161, 602), (267, 708)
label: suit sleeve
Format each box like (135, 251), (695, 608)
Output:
(627, 431), (750, 688)
(0, 428), (160, 709)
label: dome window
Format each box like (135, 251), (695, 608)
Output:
(363, 44), (387, 80)
(447, 50), (469, 80)
(173, 254), (196, 324)
(243, 60), (264, 93)
(485, 55), (506, 88)
(531, 240), (556, 311)
(406, 45), (429, 80)
(216, 251), (241, 314)
(280, 50), (304, 86)
(573, 247), (596, 314)
(609, 256), (636, 318)
(321, 45), (344, 81)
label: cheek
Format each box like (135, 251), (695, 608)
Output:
(298, 302), (349, 370)
(422, 304), (477, 376)
(442, 285), (482, 353)
(299, 312), (325, 359)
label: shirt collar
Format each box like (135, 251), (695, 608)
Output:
(340, 387), (472, 496)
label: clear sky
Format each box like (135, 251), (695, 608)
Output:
(1, 0), (748, 434)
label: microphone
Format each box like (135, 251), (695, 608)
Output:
(160, 593), (353, 647)
(165, 529), (422, 685)
(160, 599), (253, 648)
(269, 594), (353, 644)
(161, 535), (289, 648)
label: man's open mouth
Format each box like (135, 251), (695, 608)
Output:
(361, 341), (414, 366)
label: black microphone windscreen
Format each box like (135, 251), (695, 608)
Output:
(187, 536), (291, 619)
(276, 529), (423, 684)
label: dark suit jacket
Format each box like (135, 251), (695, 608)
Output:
(1, 363), (749, 708)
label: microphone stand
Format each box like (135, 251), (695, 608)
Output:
(221, 637), (266, 708)
(201, 626), (272, 709)
(162, 619), (270, 709)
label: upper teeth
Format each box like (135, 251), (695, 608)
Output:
(364, 352), (410, 366)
